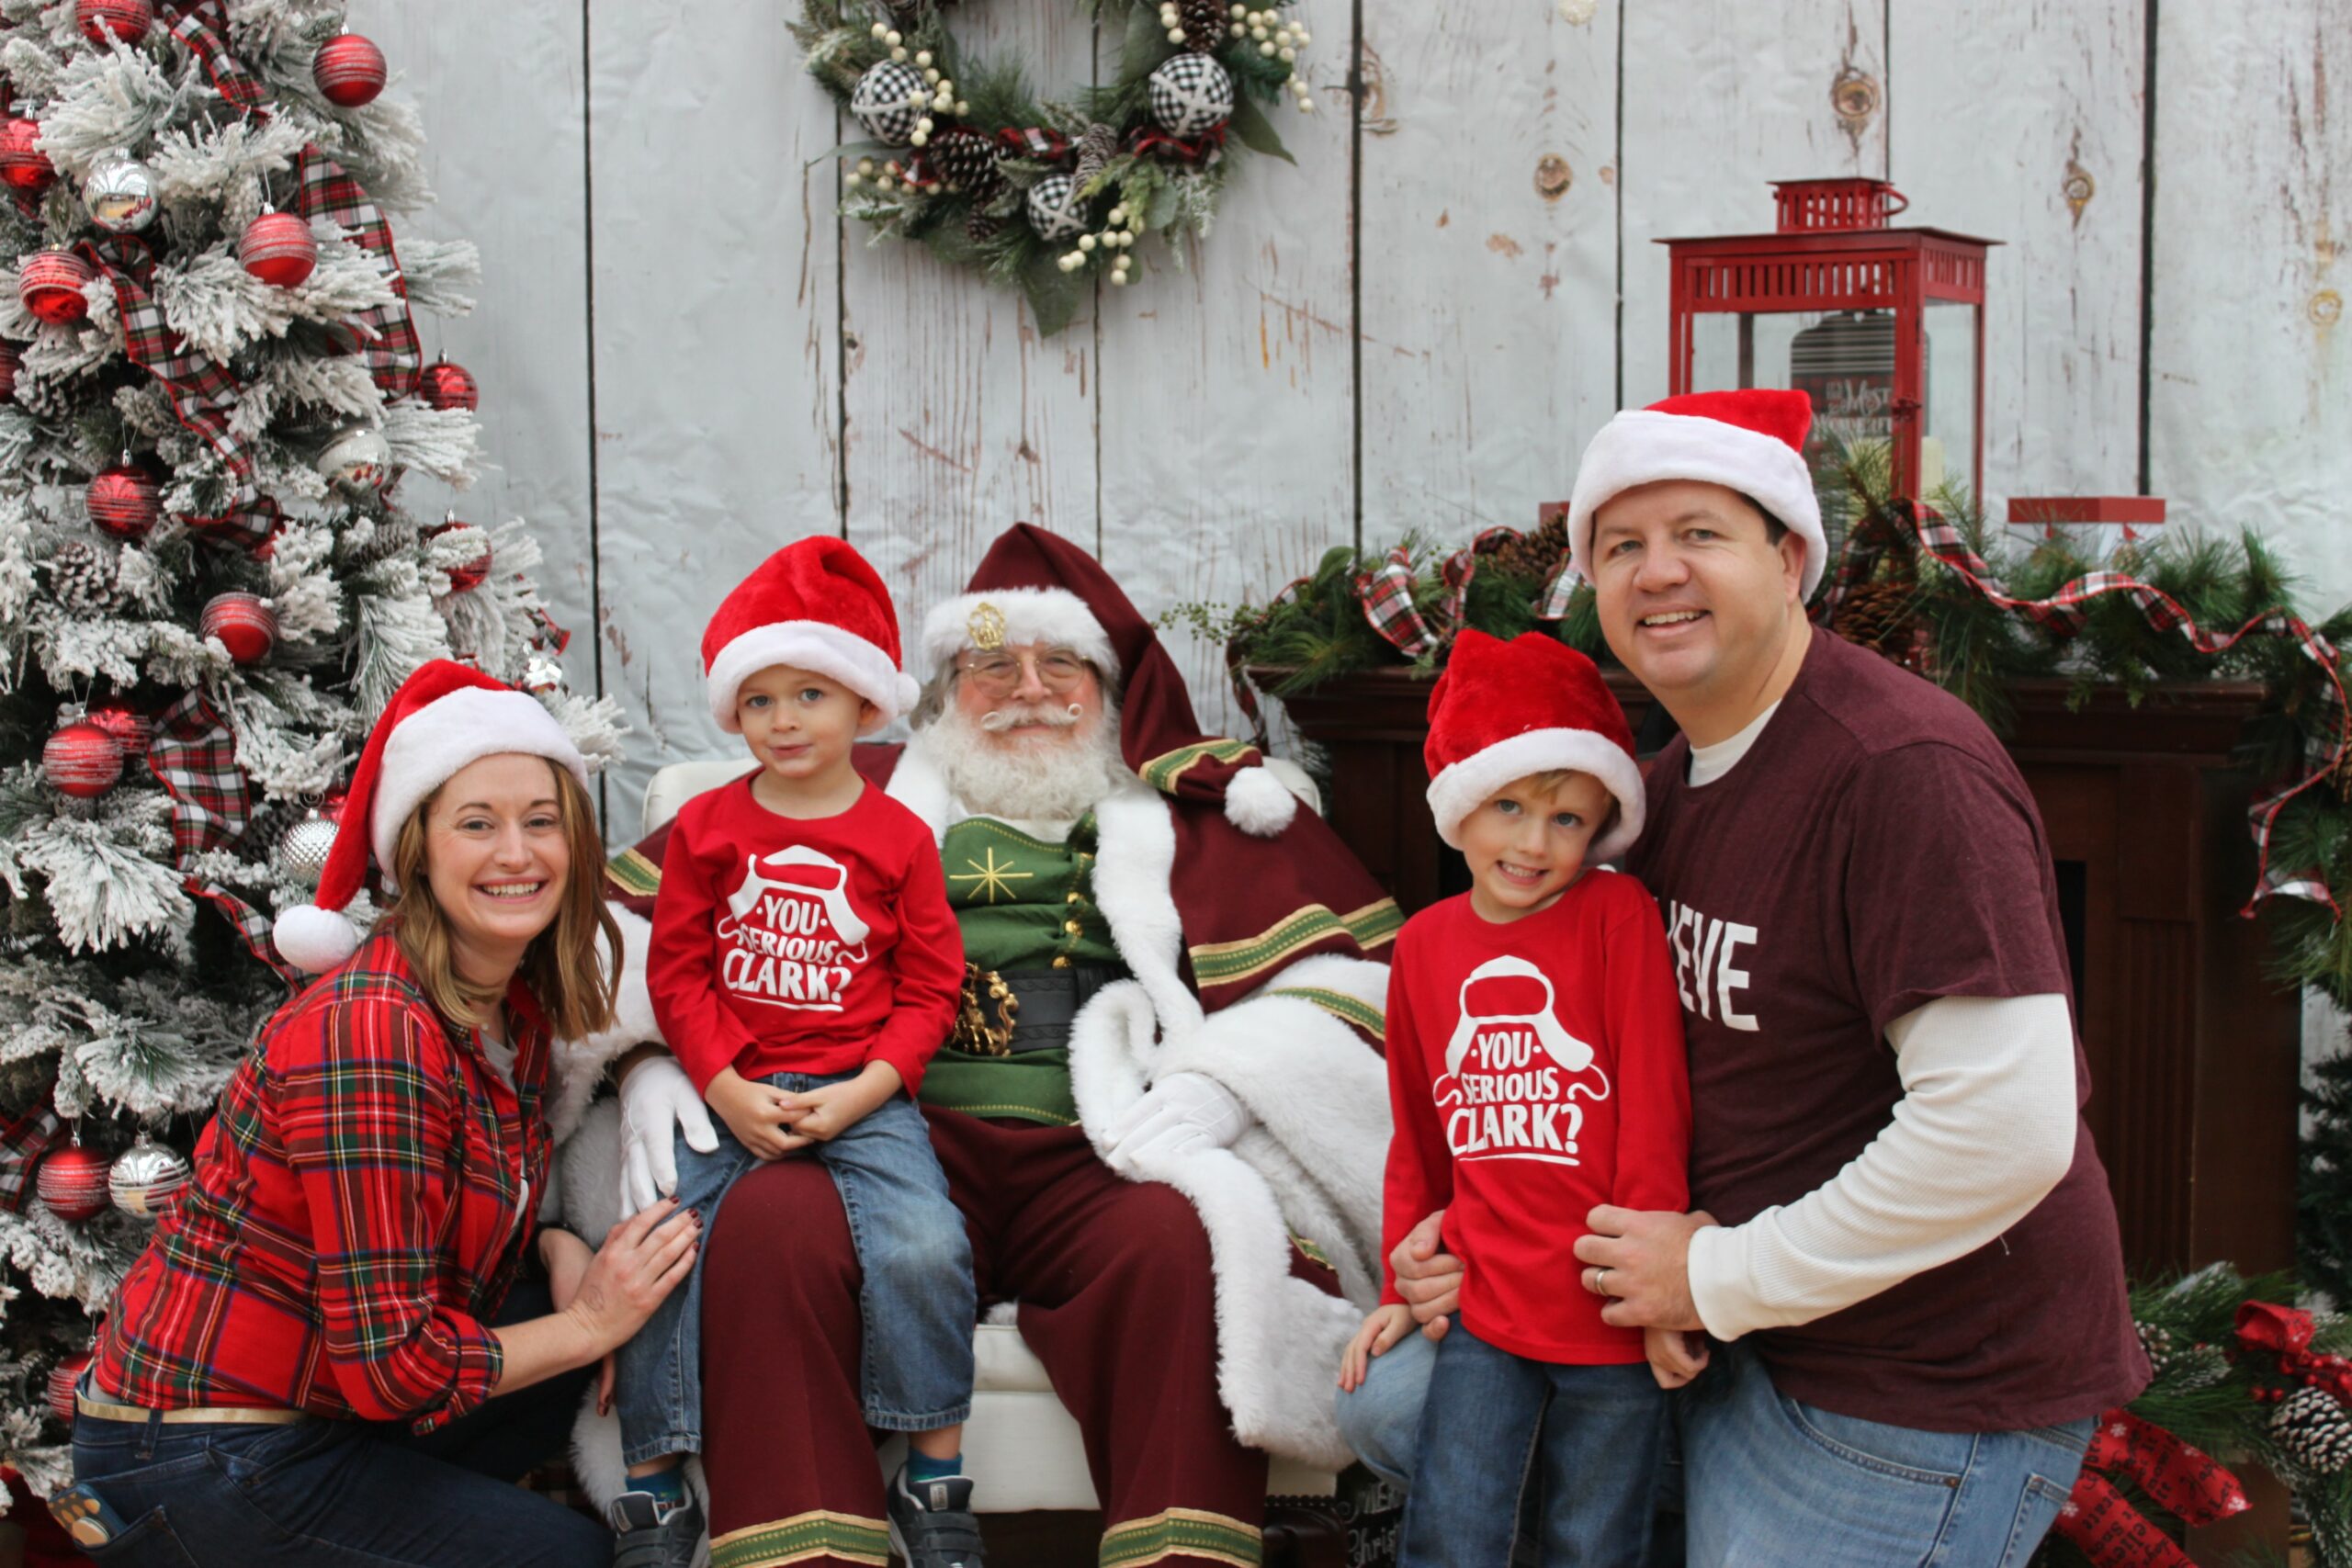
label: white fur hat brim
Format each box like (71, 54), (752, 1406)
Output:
(921, 589), (1119, 678)
(1425, 728), (1646, 860)
(371, 687), (591, 874)
(1566, 408), (1826, 599)
(705, 621), (922, 732)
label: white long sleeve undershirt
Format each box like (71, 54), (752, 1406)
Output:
(1684, 990), (2081, 1341)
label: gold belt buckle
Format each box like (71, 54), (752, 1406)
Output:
(953, 964), (1021, 1057)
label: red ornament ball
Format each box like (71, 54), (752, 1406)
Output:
(238, 209), (317, 288)
(417, 357), (479, 412)
(75, 0), (153, 45)
(0, 337), (17, 403)
(43, 720), (124, 798)
(47, 1349), (92, 1425)
(86, 462), (160, 539)
(312, 31), (388, 107)
(429, 520), (492, 592)
(0, 117), (53, 194)
(20, 249), (96, 325)
(200, 592), (277, 665)
(38, 1142), (112, 1222)
(84, 698), (153, 761)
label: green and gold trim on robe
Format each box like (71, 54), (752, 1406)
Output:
(605, 843), (662, 905)
(1260, 986), (1385, 1042)
(710, 1509), (890, 1568)
(1187, 897), (1404, 991)
(1100, 1507), (1263, 1568)
(1138, 739), (1261, 796)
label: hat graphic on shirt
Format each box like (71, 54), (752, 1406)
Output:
(722, 845), (872, 960)
(1442, 954), (1609, 1093)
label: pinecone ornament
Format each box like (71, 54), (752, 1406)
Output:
(2273, 1383), (2352, 1474)
(1833, 571), (1931, 671)
(1180, 0), (1228, 51)
(49, 540), (120, 615)
(929, 127), (1000, 197)
(1071, 122), (1121, 192)
(1479, 512), (1572, 581)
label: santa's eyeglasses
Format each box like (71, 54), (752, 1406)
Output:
(956, 649), (1093, 696)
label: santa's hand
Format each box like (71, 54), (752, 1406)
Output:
(1103, 1072), (1248, 1173)
(618, 1053), (721, 1217)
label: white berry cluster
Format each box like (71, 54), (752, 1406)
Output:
(866, 23), (970, 142)
(1232, 5), (1317, 111)
(844, 154), (895, 193)
(1056, 201), (1145, 285)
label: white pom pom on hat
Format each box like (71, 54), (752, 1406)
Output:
(271, 660), (590, 976)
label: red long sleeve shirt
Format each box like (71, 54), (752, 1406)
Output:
(649, 778), (964, 1095)
(1382, 869), (1690, 1364)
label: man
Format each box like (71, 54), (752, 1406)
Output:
(1339, 389), (2146, 1565)
(572, 525), (1399, 1568)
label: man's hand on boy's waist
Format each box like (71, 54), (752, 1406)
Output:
(1576, 1203), (1716, 1333)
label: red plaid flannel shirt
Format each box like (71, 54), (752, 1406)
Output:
(94, 932), (552, 1432)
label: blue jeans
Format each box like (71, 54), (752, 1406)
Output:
(66, 1282), (602, 1567)
(1398, 1325), (1665, 1568)
(616, 1070), (975, 1465)
(1680, 1345), (2092, 1567)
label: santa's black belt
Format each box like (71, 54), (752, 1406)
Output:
(953, 964), (1125, 1055)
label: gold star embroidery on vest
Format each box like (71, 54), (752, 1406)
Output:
(950, 844), (1034, 904)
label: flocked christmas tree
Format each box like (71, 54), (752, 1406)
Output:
(0, 0), (618, 1498)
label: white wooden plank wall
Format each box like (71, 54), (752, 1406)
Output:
(369, 0), (2352, 839)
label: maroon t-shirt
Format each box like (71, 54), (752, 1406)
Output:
(1625, 628), (2148, 1432)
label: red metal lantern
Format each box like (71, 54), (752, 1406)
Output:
(1664, 177), (1996, 504)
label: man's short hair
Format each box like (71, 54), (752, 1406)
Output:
(1738, 491), (1792, 547)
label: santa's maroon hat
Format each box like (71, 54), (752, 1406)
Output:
(921, 524), (1301, 837)
(703, 536), (921, 732)
(1422, 629), (1643, 858)
(1566, 388), (1826, 598)
(274, 660), (589, 974)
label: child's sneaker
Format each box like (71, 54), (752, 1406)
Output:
(609, 1488), (707, 1568)
(886, 1463), (986, 1568)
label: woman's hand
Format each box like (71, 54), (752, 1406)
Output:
(774, 1063), (902, 1148)
(705, 1066), (802, 1160)
(563, 1197), (701, 1357)
(1339, 1303), (1415, 1393)
(540, 1226), (593, 1312)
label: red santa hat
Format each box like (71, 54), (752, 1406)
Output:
(922, 524), (1301, 837)
(273, 660), (590, 975)
(1423, 629), (1644, 859)
(703, 536), (922, 732)
(1566, 388), (1826, 600)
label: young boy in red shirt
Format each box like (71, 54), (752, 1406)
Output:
(614, 538), (978, 1568)
(1340, 629), (1694, 1566)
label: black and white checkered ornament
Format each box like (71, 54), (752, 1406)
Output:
(1025, 173), (1089, 241)
(851, 60), (931, 146)
(1147, 52), (1235, 140)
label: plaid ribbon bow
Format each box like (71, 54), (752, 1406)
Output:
(0, 1105), (60, 1213)
(997, 127), (1073, 162)
(77, 234), (257, 481)
(1835, 499), (2351, 918)
(165, 0), (266, 111)
(1353, 547), (1437, 658)
(295, 145), (422, 400)
(146, 691), (290, 977)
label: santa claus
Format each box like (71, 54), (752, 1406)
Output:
(563, 525), (1398, 1568)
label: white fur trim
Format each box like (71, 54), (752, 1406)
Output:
(1567, 408), (1826, 598)
(273, 903), (360, 975)
(705, 620), (917, 732)
(921, 589), (1118, 678)
(1222, 765), (1299, 838)
(372, 688), (589, 874)
(883, 732), (958, 843)
(1089, 779), (1201, 1039)
(1425, 727), (1646, 858)
(546, 907), (660, 1145)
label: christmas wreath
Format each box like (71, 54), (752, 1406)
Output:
(790, 0), (1317, 334)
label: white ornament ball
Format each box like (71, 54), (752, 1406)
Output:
(108, 1133), (191, 1221)
(1025, 173), (1090, 242)
(851, 60), (931, 145)
(1147, 53), (1237, 141)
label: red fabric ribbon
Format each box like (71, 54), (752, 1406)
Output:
(2236, 1300), (2352, 1402)
(2050, 1407), (2247, 1567)
(1129, 123), (1227, 164)
(1352, 547), (1435, 658)
(77, 235), (255, 480)
(996, 127), (1071, 162)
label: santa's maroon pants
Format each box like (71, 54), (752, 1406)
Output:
(700, 1110), (1269, 1568)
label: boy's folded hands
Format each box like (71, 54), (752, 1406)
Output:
(705, 1059), (909, 1158)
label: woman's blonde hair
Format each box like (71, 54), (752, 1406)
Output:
(385, 757), (620, 1042)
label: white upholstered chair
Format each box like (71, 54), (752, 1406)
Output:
(635, 757), (1336, 1509)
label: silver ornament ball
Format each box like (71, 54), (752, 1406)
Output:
(83, 150), (157, 234)
(1025, 173), (1089, 243)
(523, 653), (566, 694)
(108, 1132), (192, 1221)
(277, 809), (339, 887)
(315, 422), (391, 494)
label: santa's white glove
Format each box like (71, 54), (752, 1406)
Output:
(618, 1054), (720, 1218)
(1103, 1072), (1249, 1174)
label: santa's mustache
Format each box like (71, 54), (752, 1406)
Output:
(979, 702), (1085, 734)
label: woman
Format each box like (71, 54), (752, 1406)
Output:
(63, 661), (698, 1567)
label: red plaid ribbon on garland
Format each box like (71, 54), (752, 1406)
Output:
(146, 691), (291, 979)
(77, 234), (256, 481)
(1838, 499), (2350, 917)
(1353, 546), (1436, 657)
(0, 1105), (60, 1213)
(997, 128), (1072, 161)
(296, 145), (422, 400)
(164, 0), (266, 112)
(1129, 124), (1226, 164)
(2050, 1407), (2247, 1567)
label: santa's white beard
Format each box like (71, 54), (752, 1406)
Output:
(924, 701), (1125, 823)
